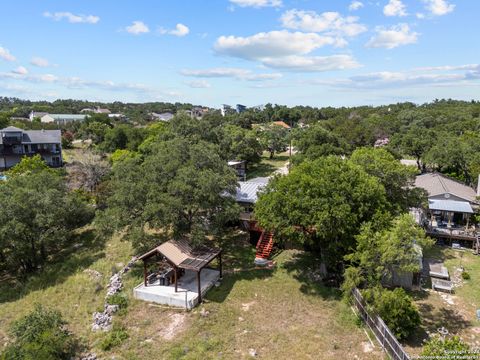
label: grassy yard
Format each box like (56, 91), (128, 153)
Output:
(404, 246), (480, 355)
(247, 151), (290, 180)
(0, 228), (382, 359)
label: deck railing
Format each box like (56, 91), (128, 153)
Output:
(352, 288), (410, 360)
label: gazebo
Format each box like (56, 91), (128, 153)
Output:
(137, 239), (222, 304)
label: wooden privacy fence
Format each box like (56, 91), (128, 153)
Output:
(352, 288), (411, 360)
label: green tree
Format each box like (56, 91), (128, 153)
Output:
(350, 147), (422, 213)
(293, 123), (349, 162)
(362, 287), (420, 340)
(0, 304), (78, 360)
(99, 137), (240, 251)
(390, 126), (436, 171)
(7, 154), (52, 176)
(343, 214), (434, 292)
(259, 124), (289, 159)
(254, 156), (388, 272)
(219, 124), (263, 164)
(421, 336), (470, 356)
(0, 165), (94, 273)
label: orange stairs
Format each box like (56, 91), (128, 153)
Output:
(255, 231), (274, 259)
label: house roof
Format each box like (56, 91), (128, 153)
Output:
(272, 121), (291, 129)
(429, 199), (474, 214)
(46, 114), (87, 121)
(1, 126), (24, 132)
(236, 177), (269, 204)
(0, 127), (61, 145)
(138, 239), (221, 272)
(415, 173), (478, 203)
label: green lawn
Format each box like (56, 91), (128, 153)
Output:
(247, 151), (291, 180)
(0, 229), (382, 359)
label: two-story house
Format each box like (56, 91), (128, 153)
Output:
(0, 126), (62, 169)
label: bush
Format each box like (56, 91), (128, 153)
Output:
(0, 304), (78, 360)
(461, 271), (471, 280)
(363, 287), (420, 340)
(106, 293), (128, 309)
(421, 335), (470, 356)
(100, 326), (129, 351)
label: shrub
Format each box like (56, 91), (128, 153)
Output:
(461, 271), (470, 280)
(363, 287), (420, 340)
(106, 293), (128, 309)
(100, 326), (129, 351)
(0, 304), (78, 360)
(421, 335), (470, 356)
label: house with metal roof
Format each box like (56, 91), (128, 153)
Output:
(0, 126), (62, 169)
(40, 114), (87, 124)
(415, 172), (479, 246)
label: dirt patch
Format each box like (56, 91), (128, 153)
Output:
(159, 313), (187, 341)
(361, 341), (374, 353)
(241, 301), (256, 312)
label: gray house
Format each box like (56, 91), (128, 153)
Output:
(0, 126), (62, 169)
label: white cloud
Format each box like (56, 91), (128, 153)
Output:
(185, 80), (211, 88)
(43, 11), (99, 24)
(349, 1), (364, 11)
(0, 46), (16, 62)
(416, 12), (426, 19)
(280, 9), (367, 38)
(181, 67), (282, 81)
(214, 30), (361, 72)
(366, 24), (418, 49)
(310, 64), (480, 89)
(383, 0), (407, 16)
(415, 64), (479, 71)
(422, 0), (455, 16)
(12, 66), (28, 75)
(261, 55), (361, 72)
(215, 30), (336, 60)
(125, 21), (150, 35)
(159, 23), (190, 37)
(229, 0), (282, 8)
(30, 57), (50, 67)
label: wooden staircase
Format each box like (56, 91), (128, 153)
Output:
(255, 231), (274, 259)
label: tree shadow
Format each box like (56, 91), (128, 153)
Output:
(403, 295), (472, 348)
(281, 251), (342, 301)
(246, 163), (276, 179)
(0, 228), (106, 304)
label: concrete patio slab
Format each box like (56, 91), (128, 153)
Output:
(133, 268), (220, 309)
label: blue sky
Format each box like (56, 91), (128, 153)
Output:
(0, 0), (478, 107)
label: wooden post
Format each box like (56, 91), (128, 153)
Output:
(174, 267), (178, 293)
(143, 261), (147, 287)
(197, 270), (202, 304)
(219, 252), (223, 279)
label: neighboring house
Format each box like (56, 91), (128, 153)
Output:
(40, 114), (87, 124)
(272, 121), (291, 130)
(374, 137), (389, 148)
(29, 111), (49, 121)
(221, 104), (234, 117)
(81, 107), (111, 114)
(228, 160), (246, 181)
(0, 126), (62, 169)
(235, 177), (275, 262)
(236, 104), (247, 114)
(415, 172), (479, 246)
(151, 112), (174, 122)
